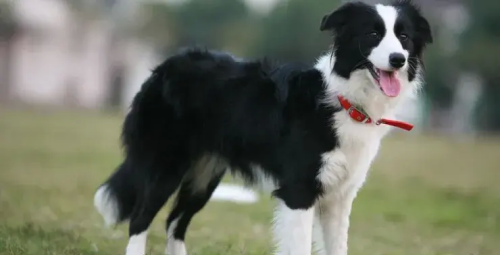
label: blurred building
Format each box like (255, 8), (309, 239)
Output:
(0, 0), (280, 110)
(1, 0), (158, 110)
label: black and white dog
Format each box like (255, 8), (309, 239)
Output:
(94, 1), (432, 254)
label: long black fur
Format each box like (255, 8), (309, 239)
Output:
(106, 48), (339, 238)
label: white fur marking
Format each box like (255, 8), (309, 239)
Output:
(369, 5), (408, 70)
(316, 194), (356, 255)
(166, 216), (187, 255)
(93, 185), (119, 226)
(126, 231), (148, 255)
(312, 211), (326, 255)
(317, 150), (349, 191)
(273, 201), (314, 255)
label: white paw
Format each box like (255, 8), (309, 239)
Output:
(125, 232), (148, 255)
(165, 239), (187, 255)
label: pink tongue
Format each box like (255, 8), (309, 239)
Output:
(379, 71), (401, 97)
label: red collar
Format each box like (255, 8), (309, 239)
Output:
(337, 95), (414, 131)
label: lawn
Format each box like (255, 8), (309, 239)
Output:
(0, 109), (499, 255)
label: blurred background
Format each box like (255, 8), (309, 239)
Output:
(0, 0), (499, 255)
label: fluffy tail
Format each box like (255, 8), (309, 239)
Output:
(94, 162), (136, 226)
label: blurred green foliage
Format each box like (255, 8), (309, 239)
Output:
(0, 1), (15, 37)
(459, 1), (500, 131)
(138, 0), (337, 62)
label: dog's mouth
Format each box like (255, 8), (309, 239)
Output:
(366, 64), (401, 98)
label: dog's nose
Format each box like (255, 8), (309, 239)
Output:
(389, 53), (406, 69)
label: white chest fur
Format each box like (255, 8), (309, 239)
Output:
(318, 111), (391, 198)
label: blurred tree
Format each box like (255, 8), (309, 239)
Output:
(248, 0), (340, 63)
(66, 0), (104, 21)
(0, 1), (14, 32)
(134, 3), (176, 51)
(424, 47), (454, 110)
(137, 0), (252, 55)
(0, 0), (16, 101)
(456, 1), (500, 131)
(170, 0), (249, 47)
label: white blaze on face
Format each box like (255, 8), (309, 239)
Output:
(368, 5), (408, 71)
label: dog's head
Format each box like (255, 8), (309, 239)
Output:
(319, 0), (432, 101)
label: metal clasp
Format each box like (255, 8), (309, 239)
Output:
(348, 106), (369, 123)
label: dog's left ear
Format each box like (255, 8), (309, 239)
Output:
(394, 0), (433, 44)
(417, 16), (433, 44)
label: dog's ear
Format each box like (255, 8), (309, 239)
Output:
(416, 15), (433, 44)
(392, 0), (433, 44)
(320, 2), (359, 33)
(319, 10), (345, 32)
(319, 14), (336, 32)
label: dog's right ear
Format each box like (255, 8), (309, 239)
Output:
(319, 14), (334, 32)
(320, 12), (342, 32)
(320, 2), (360, 33)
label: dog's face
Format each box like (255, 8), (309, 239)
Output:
(320, 0), (432, 98)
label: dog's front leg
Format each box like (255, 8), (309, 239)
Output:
(273, 199), (315, 255)
(317, 193), (356, 255)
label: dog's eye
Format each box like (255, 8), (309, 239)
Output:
(367, 31), (381, 39)
(399, 33), (409, 41)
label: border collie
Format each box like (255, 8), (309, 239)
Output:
(94, 1), (432, 254)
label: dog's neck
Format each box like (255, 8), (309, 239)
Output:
(314, 52), (422, 121)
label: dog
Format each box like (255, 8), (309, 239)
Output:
(94, 1), (432, 254)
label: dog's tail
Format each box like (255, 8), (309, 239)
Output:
(94, 162), (136, 226)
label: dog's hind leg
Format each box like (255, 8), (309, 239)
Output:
(165, 155), (226, 255)
(125, 160), (187, 255)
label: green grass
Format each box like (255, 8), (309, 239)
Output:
(0, 109), (499, 255)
